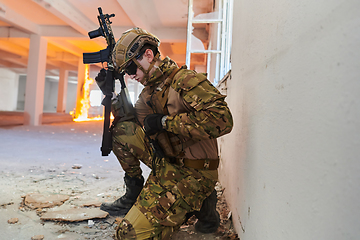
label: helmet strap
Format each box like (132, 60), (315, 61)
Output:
(133, 52), (160, 84)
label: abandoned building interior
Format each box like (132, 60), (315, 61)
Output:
(1, 0), (359, 239)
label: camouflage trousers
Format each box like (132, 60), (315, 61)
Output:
(112, 121), (217, 239)
(112, 120), (153, 178)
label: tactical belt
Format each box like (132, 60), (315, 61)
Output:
(175, 158), (219, 170)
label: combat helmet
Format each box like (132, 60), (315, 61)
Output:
(112, 27), (160, 80)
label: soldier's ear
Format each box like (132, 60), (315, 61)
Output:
(144, 49), (154, 63)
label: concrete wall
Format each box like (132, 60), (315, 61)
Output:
(218, 0), (360, 239)
(17, 76), (77, 113)
(0, 68), (19, 111)
(43, 79), (58, 112)
(43, 78), (77, 113)
(66, 82), (77, 113)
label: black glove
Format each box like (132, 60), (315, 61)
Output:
(95, 68), (107, 94)
(144, 113), (165, 135)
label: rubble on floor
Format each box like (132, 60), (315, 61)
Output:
(1, 200), (14, 208)
(79, 200), (102, 207)
(7, 217), (19, 224)
(5, 184), (238, 240)
(0, 122), (239, 239)
(40, 208), (108, 222)
(31, 235), (44, 240)
(23, 193), (69, 209)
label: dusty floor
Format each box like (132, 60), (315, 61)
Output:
(0, 121), (238, 240)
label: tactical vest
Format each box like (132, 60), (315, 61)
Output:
(140, 66), (198, 158)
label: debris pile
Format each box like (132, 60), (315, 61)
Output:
(3, 163), (238, 239)
(215, 184), (239, 240)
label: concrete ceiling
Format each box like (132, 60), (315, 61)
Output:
(0, 0), (213, 77)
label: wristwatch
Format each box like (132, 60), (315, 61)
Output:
(161, 115), (168, 129)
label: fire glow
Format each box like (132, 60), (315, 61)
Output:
(72, 64), (103, 122)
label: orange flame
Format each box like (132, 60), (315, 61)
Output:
(72, 64), (103, 122)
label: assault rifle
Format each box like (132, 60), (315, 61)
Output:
(83, 7), (135, 156)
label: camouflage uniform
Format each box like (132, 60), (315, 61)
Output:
(113, 57), (233, 239)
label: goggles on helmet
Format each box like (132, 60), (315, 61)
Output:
(124, 61), (137, 75)
(123, 51), (144, 75)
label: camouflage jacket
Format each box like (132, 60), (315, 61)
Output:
(135, 57), (233, 160)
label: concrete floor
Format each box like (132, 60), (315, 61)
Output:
(0, 120), (236, 239)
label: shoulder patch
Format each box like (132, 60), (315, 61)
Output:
(171, 69), (208, 92)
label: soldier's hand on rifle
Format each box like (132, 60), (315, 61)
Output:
(144, 114), (168, 135)
(95, 68), (107, 94)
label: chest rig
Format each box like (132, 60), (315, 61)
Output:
(141, 66), (195, 158)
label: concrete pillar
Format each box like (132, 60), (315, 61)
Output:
(75, 59), (85, 118)
(57, 68), (68, 113)
(0, 69), (18, 111)
(24, 34), (47, 126)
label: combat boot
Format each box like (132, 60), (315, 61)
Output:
(194, 190), (220, 233)
(100, 173), (144, 216)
